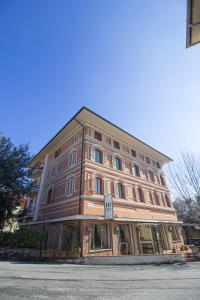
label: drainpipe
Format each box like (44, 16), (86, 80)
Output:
(74, 118), (85, 257)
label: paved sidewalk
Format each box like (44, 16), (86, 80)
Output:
(0, 261), (200, 299)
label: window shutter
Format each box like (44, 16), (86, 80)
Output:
(141, 189), (145, 203)
(88, 144), (92, 160)
(122, 160), (126, 172)
(101, 178), (104, 195)
(114, 182), (119, 198)
(88, 175), (93, 193)
(132, 164), (135, 176)
(91, 145), (94, 161)
(104, 178), (108, 195)
(103, 152), (106, 165)
(112, 156), (116, 169)
(124, 184), (128, 199)
(111, 181), (115, 197)
(135, 187), (140, 202)
(132, 186), (136, 200)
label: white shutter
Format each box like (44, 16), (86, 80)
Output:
(135, 187), (140, 202)
(104, 178), (108, 195)
(124, 184), (128, 199)
(132, 164), (135, 176)
(103, 151), (106, 165)
(112, 156), (116, 169)
(88, 144), (94, 161)
(159, 194), (163, 206)
(114, 182), (118, 198)
(88, 144), (92, 160)
(122, 160), (126, 172)
(91, 145), (94, 161)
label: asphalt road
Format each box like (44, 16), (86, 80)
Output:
(0, 261), (200, 300)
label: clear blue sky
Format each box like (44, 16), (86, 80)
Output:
(0, 0), (199, 160)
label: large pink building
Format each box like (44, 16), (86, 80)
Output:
(20, 107), (183, 258)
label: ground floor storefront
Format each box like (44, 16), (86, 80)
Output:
(30, 219), (183, 257)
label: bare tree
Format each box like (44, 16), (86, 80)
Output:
(169, 151), (200, 222)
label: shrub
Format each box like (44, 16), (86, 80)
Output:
(0, 228), (42, 249)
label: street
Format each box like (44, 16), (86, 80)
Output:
(0, 261), (200, 299)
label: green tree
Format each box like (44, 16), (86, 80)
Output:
(0, 136), (32, 229)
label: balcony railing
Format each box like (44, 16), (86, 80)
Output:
(31, 167), (43, 180)
(17, 202), (36, 221)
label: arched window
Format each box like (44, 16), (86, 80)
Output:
(117, 183), (125, 199)
(132, 164), (140, 177)
(115, 157), (122, 171)
(94, 177), (103, 195)
(65, 177), (74, 197)
(68, 151), (77, 167)
(94, 149), (103, 164)
(51, 165), (57, 177)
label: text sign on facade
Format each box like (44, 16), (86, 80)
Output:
(104, 194), (113, 220)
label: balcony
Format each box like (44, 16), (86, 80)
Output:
(17, 199), (36, 222)
(31, 166), (43, 180)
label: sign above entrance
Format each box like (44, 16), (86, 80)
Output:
(104, 194), (113, 220)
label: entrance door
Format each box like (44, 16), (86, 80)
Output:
(119, 224), (132, 255)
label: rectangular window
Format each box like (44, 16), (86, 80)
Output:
(149, 170), (154, 182)
(171, 226), (180, 241)
(137, 225), (154, 254)
(117, 183), (124, 199)
(156, 162), (161, 169)
(94, 149), (102, 164)
(132, 164), (140, 177)
(165, 195), (171, 207)
(94, 177), (102, 194)
(131, 149), (137, 157)
(54, 148), (61, 159)
(139, 153), (145, 161)
(94, 131), (102, 141)
(115, 157), (122, 171)
(154, 191), (160, 205)
(114, 141), (120, 149)
(149, 191), (154, 204)
(47, 188), (53, 204)
(90, 224), (110, 250)
(132, 187), (136, 200)
(160, 175), (166, 186)
(137, 188), (145, 203)
(145, 156), (150, 164)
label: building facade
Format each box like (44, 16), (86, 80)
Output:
(19, 107), (183, 257)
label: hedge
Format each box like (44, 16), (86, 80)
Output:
(0, 228), (42, 249)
